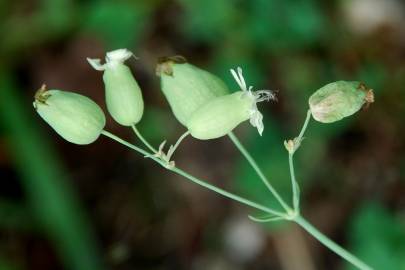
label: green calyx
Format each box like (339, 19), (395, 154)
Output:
(309, 81), (374, 123)
(187, 91), (253, 140)
(186, 66), (275, 140)
(34, 86), (106, 145)
(87, 49), (144, 126)
(103, 62), (144, 126)
(156, 56), (230, 126)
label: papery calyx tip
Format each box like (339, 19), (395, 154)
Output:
(106, 49), (134, 63)
(87, 48), (136, 71)
(254, 90), (277, 102)
(156, 55), (188, 76)
(34, 84), (51, 108)
(87, 58), (104, 71)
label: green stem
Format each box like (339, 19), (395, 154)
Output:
(288, 109), (312, 211)
(289, 153), (300, 211)
(169, 166), (283, 217)
(228, 132), (291, 213)
(102, 130), (372, 270)
(171, 131), (190, 152)
(294, 216), (373, 270)
(101, 130), (284, 217)
(166, 131), (190, 161)
(297, 109), (312, 141)
(288, 110), (372, 270)
(131, 124), (157, 153)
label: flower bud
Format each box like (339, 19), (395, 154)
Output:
(187, 67), (275, 140)
(33, 86), (106, 145)
(87, 49), (144, 126)
(156, 56), (229, 126)
(309, 81), (374, 123)
(187, 91), (251, 140)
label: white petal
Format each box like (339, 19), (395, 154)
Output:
(86, 58), (106, 71)
(106, 49), (133, 63)
(249, 109), (264, 136)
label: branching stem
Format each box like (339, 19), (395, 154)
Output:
(101, 130), (284, 217)
(294, 215), (373, 270)
(228, 132), (292, 213)
(288, 109), (312, 211)
(131, 124), (157, 153)
(101, 127), (373, 270)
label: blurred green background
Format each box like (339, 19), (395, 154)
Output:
(0, 0), (404, 269)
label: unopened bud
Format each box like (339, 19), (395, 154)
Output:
(187, 67), (275, 140)
(34, 86), (106, 145)
(187, 91), (252, 140)
(156, 56), (229, 126)
(87, 49), (144, 126)
(309, 81), (374, 123)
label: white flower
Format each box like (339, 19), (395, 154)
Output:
(87, 48), (136, 71)
(230, 67), (276, 136)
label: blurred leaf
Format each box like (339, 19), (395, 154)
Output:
(211, 48), (266, 92)
(232, 118), (291, 211)
(0, 199), (33, 231)
(245, 0), (326, 51)
(0, 0), (76, 55)
(0, 257), (20, 270)
(136, 106), (181, 145)
(84, 0), (153, 49)
(178, 0), (237, 44)
(0, 73), (104, 270)
(357, 62), (387, 92)
(38, 0), (76, 33)
(347, 202), (405, 270)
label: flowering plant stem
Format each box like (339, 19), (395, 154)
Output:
(100, 121), (373, 270)
(101, 130), (284, 217)
(289, 109), (312, 212)
(295, 216), (372, 270)
(131, 124), (157, 153)
(227, 132), (292, 213)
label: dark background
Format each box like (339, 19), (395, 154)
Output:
(0, 0), (404, 269)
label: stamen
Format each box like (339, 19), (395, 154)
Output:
(254, 90), (277, 102)
(230, 69), (244, 91)
(230, 66), (276, 136)
(237, 67), (247, 91)
(230, 67), (248, 91)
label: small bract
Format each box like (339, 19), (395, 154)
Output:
(87, 49), (144, 126)
(156, 56), (229, 126)
(33, 86), (106, 145)
(309, 81), (374, 123)
(187, 67), (275, 140)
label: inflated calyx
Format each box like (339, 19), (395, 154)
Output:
(34, 85), (106, 145)
(87, 49), (144, 126)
